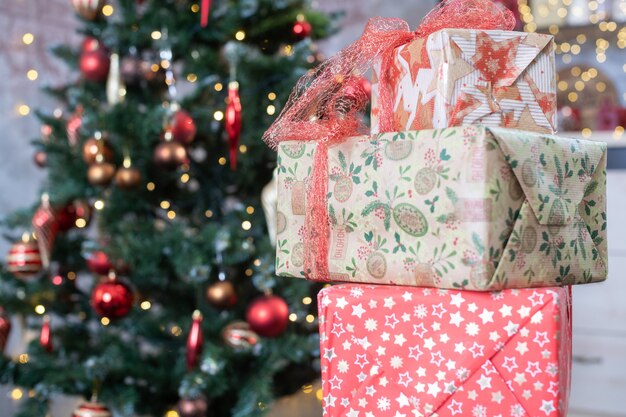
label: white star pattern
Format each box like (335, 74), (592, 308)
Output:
(319, 285), (568, 417)
(529, 292), (545, 307)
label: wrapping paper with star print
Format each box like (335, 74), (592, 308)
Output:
(370, 29), (556, 135)
(318, 284), (572, 417)
(275, 126), (607, 290)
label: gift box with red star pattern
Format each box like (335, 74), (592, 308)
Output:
(318, 284), (571, 417)
(370, 29), (556, 135)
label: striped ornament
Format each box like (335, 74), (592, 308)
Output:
(6, 241), (42, 279)
(71, 0), (105, 20)
(72, 402), (112, 417)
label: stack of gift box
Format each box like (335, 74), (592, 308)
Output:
(267, 1), (608, 416)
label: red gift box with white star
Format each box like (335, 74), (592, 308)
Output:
(318, 284), (571, 417)
(371, 29), (556, 135)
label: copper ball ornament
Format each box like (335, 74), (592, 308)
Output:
(177, 396), (208, 417)
(114, 166), (142, 189)
(86, 250), (113, 275)
(246, 295), (289, 338)
(171, 110), (197, 145)
(87, 161), (116, 186)
(71, 401), (112, 417)
(91, 274), (133, 319)
(153, 141), (186, 169)
(82, 137), (113, 164)
(34, 151), (47, 168)
(206, 280), (237, 309)
(222, 321), (259, 350)
(6, 240), (42, 279)
(79, 49), (110, 82)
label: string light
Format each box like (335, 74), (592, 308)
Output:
(160, 200), (171, 209)
(289, 313), (298, 322)
(214, 82), (223, 91)
(67, 271), (76, 280)
(191, 4), (200, 13)
(306, 314), (315, 323)
(239, 145), (248, 153)
(302, 297), (312, 305)
(11, 389), (23, 400)
(214, 110), (224, 121)
(17, 104), (30, 116)
(147, 182), (156, 191)
(235, 30), (246, 41)
(102, 4), (114, 16)
(316, 389), (324, 401)
(34, 305), (45, 314)
(205, 210), (213, 218)
(75, 218), (87, 228)
(167, 210), (176, 219)
(268, 92), (277, 100)
(26, 69), (38, 80)
(171, 326), (182, 336)
(180, 173), (190, 183)
(94, 200), (105, 210)
(187, 73), (197, 82)
(582, 128), (592, 138)
(245, 268), (253, 276)
(18, 354), (29, 364)
(266, 105), (276, 115)
(151, 31), (162, 40)
(614, 126), (625, 140)
(166, 411), (180, 417)
(253, 259), (261, 266)
(101, 317), (110, 326)
(246, 206), (255, 214)
(140, 301), (152, 310)
(218, 157), (227, 165)
(241, 221), (252, 231)
(22, 33), (34, 44)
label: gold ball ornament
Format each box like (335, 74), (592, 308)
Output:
(114, 166), (142, 189)
(177, 396), (208, 417)
(87, 161), (116, 186)
(153, 140), (186, 170)
(206, 280), (237, 309)
(71, 401), (112, 417)
(82, 137), (113, 164)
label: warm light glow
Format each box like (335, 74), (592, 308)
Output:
(166, 411), (180, 417)
(218, 157), (227, 165)
(245, 268), (253, 276)
(35, 305), (45, 314)
(187, 73), (197, 82)
(576, 34), (587, 44)
(167, 210), (176, 220)
(140, 301), (152, 310)
(102, 4), (114, 16)
(180, 173), (190, 183)
(571, 45), (581, 55)
(568, 92), (578, 102)
(191, 4), (200, 12)
(93, 200), (104, 210)
(75, 218), (87, 228)
(241, 221), (252, 231)
(574, 81), (585, 91)
(266, 105), (276, 115)
(306, 314), (315, 323)
(53, 108), (63, 118)
(302, 384), (313, 394)
(22, 33), (34, 45)
(160, 200), (171, 209)
(302, 297), (312, 305)
(171, 326), (182, 336)
(548, 25), (559, 35)
(557, 81), (568, 91)
(268, 92), (277, 100)
(101, 317), (110, 326)
(316, 389), (324, 401)
(150, 63), (160, 72)
(18, 354), (29, 364)
(289, 313), (298, 322)
(26, 69), (38, 80)
(11, 389), (23, 401)
(239, 145), (248, 154)
(582, 128), (592, 138)
(614, 126), (625, 140)
(246, 206), (255, 214)
(235, 30), (246, 41)
(283, 45), (294, 56)
(214, 111), (224, 121)
(17, 105), (30, 116)
(253, 259), (261, 266)
(205, 210), (213, 218)
(562, 54), (572, 64)
(67, 271), (76, 280)
(147, 182), (156, 191)
(596, 82), (606, 92)
(596, 53), (606, 63)
(214, 82), (223, 91)
(151, 31), (162, 40)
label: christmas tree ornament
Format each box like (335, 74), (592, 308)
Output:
(40, 315), (52, 353)
(261, 169), (278, 247)
(292, 16), (312, 40)
(34, 151), (47, 168)
(71, 0), (105, 20)
(0, 308), (12, 352)
(225, 81), (242, 170)
(200, 0), (211, 27)
(86, 250), (114, 275)
(82, 37), (102, 52)
(106, 52), (125, 105)
(82, 134), (114, 164)
(71, 401), (112, 417)
(171, 110), (197, 145)
(91, 272), (133, 319)
(7, 238), (43, 279)
(154, 130), (187, 169)
(58, 200), (92, 231)
(120, 53), (143, 85)
(114, 166), (141, 189)
(32, 194), (58, 268)
(66, 107), (83, 147)
(80, 48), (110, 82)
(186, 310), (203, 371)
(177, 396), (208, 417)
(246, 295), (289, 338)
(222, 321), (259, 350)
(87, 158), (116, 186)
(206, 280), (237, 309)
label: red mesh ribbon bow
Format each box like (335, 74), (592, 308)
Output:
(262, 0), (515, 281)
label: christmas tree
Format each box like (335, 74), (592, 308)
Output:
(0, 1), (338, 416)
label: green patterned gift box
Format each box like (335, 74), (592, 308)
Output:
(275, 126), (607, 291)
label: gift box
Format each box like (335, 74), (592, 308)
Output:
(370, 29), (557, 135)
(318, 284), (572, 417)
(275, 126), (607, 290)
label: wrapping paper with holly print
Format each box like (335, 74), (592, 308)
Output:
(318, 284), (572, 417)
(370, 29), (556, 135)
(275, 126), (607, 290)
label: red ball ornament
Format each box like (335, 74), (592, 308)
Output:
(57, 200), (92, 231)
(292, 20), (312, 39)
(81, 37), (102, 52)
(91, 273), (133, 319)
(80, 49), (110, 81)
(246, 295), (289, 338)
(6, 239), (43, 279)
(171, 110), (197, 145)
(72, 401), (112, 417)
(86, 250), (114, 275)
